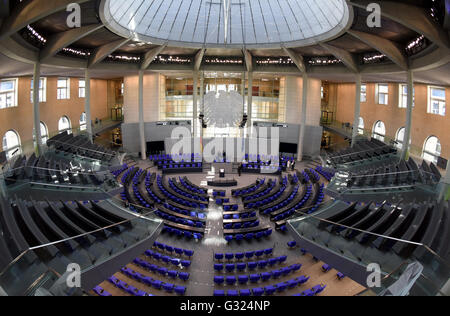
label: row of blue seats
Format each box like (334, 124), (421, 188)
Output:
(109, 275), (155, 296)
(111, 164), (129, 178)
(121, 166), (136, 185)
(293, 284), (327, 296)
(145, 174), (163, 204)
(144, 250), (192, 267)
(316, 166), (335, 182)
(149, 153), (201, 162)
(120, 268), (187, 295)
(162, 163), (203, 170)
(133, 258), (190, 281)
(214, 256), (287, 272)
(162, 225), (204, 240)
(246, 178), (288, 209)
(169, 178), (208, 202)
(163, 202), (206, 220)
(155, 210), (205, 228)
(214, 248), (273, 261)
(93, 285), (112, 296)
(216, 198), (230, 205)
(213, 275), (310, 296)
(224, 229), (272, 242)
(223, 204), (239, 212)
(262, 184), (310, 216)
(223, 211), (257, 220)
(157, 176), (207, 209)
(153, 241), (194, 257)
(233, 179), (266, 197)
(179, 177), (207, 195)
(243, 181), (276, 202)
(271, 185), (312, 221)
(260, 185), (299, 215)
(308, 168), (321, 183)
(224, 220), (260, 230)
(213, 190), (226, 197)
(214, 264), (302, 285)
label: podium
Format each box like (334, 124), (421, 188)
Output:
(219, 169), (225, 178)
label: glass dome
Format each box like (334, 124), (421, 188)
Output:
(101, 0), (352, 49)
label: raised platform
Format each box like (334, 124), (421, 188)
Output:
(207, 179), (238, 187)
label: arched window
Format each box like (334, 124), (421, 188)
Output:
(58, 116), (72, 134)
(372, 120), (386, 142)
(395, 127), (412, 150)
(423, 136), (441, 164)
(358, 117), (364, 135)
(33, 121), (49, 146)
(2, 130), (22, 160)
(79, 112), (87, 131)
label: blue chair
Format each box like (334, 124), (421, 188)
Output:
(236, 263), (247, 271)
(227, 290), (239, 296)
(235, 234), (244, 241)
(225, 235), (234, 242)
(255, 250), (264, 258)
(163, 283), (175, 293)
(225, 253), (234, 261)
(226, 276), (237, 285)
(265, 286), (276, 295)
(238, 275), (249, 284)
(214, 290), (225, 297)
(245, 251), (255, 259)
(225, 264), (235, 273)
(174, 286), (186, 295)
(264, 248), (273, 256)
(181, 260), (191, 268)
(214, 264), (224, 272)
(322, 264), (331, 272)
(168, 270), (178, 278)
(337, 272), (345, 280)
(250, 274), (261, 283)
(184, 250), (194, 258)
(261, 272), (272, 281)
(240, 289), (251, 296)
(276, 282), (287, 292)
(258, 260), (268, 269)
(214, 276), (225, 285)
(215, 253), (224, 261)
(235, 253), (245, 261)
(179, 272), (190, 281)
(252, 288), (264, 296)
(247, 262), (258, 270)
(278, 256), (287, 264)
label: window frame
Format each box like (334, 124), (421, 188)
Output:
(398, 84), (415, 109)
(0, 78), (18, 109)
(372, 120), (386, 142)
(78, 79), (86, 98)
(361, 84), (367, 103)
(58, 115), (72, 134)
(57, 78), (70, 100)
(377, 84), (389, 105)
(427, 86), (446, 116)
(2, 129), (22, 160)
(422, 136), (442, 164)
(30, 77), (47, 103)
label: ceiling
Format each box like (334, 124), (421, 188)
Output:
(0, 0), (449, 84)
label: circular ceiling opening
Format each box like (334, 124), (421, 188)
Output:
(101, 0), (352, 49)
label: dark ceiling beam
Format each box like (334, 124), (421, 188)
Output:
(88, 38), (131, 68)
(242, 49), (253, 72)
(40, 24), (104, 61)
(0, 0), (90, 42)
(194, 48), (205, 71)
(348, 30), (409, 70)
(348, 0), (450, 49)
(141, 44), (167, 70)
(283, 47), (306, 73)
(319, 43), (359, 73)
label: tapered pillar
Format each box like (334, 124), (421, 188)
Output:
(33, 62), (42, 156)
(352, 73), (362, 147)
(192, 71), (198, 137)
(401, 69), (414, 160)
(297, 72), (308, 161)
(247, 72), (253, 135)
(84, 69), (93, 143)
(138, 70), (146, 160)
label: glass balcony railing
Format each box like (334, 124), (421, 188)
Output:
(287, 206), (450, 296)
(0, 196), (163, 296)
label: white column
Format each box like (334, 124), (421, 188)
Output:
(33, 62), (42, 156)
(297, 72), (308, 161)
(401, 69), (414, 160)
(84, 69), (93, 143)
(199, 72), (204, 141)
(192, 71), (198, 137)
(352, 73), (362, 147)
(247, 72), (253, 135)
(138, 70), (146, 160)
